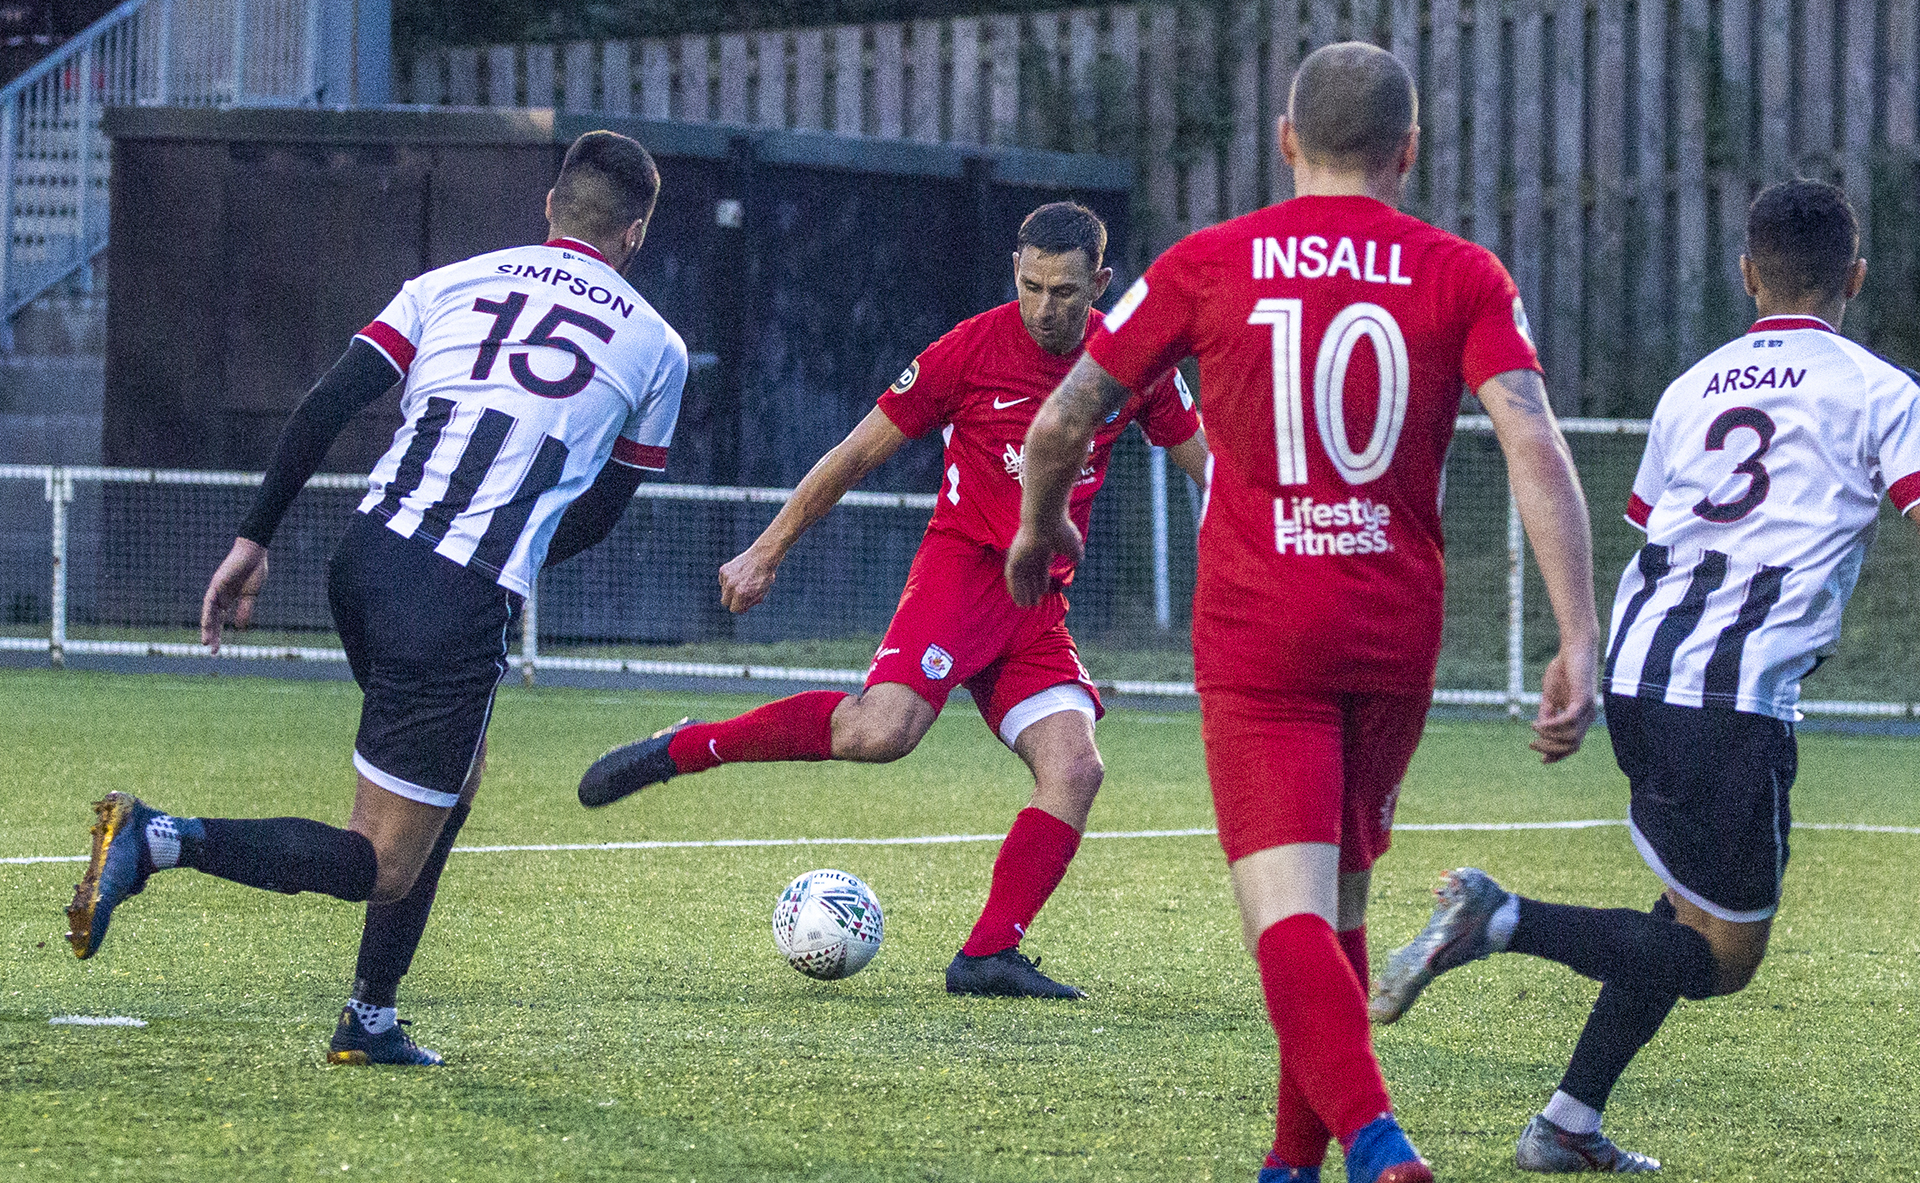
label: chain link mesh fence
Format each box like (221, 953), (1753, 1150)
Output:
(5, 420), (1919, 712)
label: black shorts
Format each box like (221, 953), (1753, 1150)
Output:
(328, 512), (521, 808)
(1606, 692), (1795, 922)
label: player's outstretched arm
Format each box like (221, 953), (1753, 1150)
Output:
(545, 462), (647, 569)
(1478, 367), (1600, 763)
(1009, 354), (1132, 607)
(719, 407), (908, 614)
(200, 338), (401, 653)
(1167, 427), (1211, 488)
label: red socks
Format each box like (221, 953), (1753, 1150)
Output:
(1269, 924), (1371, 1168)
(666, 691), (848, 774)
(1257, 914), (1394, 1151)
(960, 807), (1082, 956)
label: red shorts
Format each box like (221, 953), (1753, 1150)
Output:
(1200, 685), (1429, 870)
(866, 529), (1104, 738)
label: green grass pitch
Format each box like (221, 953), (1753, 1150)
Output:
(2, 669), (1916, 1181)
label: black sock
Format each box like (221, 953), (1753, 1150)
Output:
(1555, 897), (1684, 1111)
(183, 818), (377, 901)
(1508, 893), (1718, 999)
(351, 801), (471, 1007)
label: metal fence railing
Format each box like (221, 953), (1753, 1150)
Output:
(7, 419), (1920, 715)
(0, 0), (326, 343)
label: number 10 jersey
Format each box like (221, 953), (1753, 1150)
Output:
(1606, 316), (1920, 719)
(354, 237), (688, 597)
(1087, 195), (1539, 693)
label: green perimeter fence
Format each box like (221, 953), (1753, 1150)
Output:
(4, 418), (1919, 715)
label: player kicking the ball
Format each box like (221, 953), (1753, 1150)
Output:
(65, 131), (687, 1065)
(579, 201), (1208, 999)
(1011, 44), (1599, 1183)
(1371, 180), (1920, 1172)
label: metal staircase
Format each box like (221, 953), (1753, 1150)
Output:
(0, 0), (344, 349)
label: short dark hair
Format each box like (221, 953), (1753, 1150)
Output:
(550, 130), (661, 244)
(1016, 201), (1107, 270)
(1288, 41), (1418, 172)
(1746, 179), (1859, 300)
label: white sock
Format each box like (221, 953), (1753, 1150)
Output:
(1542, 1090), (1603, 1135)
(145, 816), (182, 869)
(348, 999), (397, 1035)
(1487, 892), (1521, 951)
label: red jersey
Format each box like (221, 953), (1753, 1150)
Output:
(878, 300), (1199, 581)
(1086, 196), (1539, 691)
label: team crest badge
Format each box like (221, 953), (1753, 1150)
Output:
(920, 644), (954, 681)
(890, 360), (919, 393)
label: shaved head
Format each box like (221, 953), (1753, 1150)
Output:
(1288, 41), (1418, 173)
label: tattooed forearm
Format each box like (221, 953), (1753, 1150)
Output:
(1483, 368), (1550, 416)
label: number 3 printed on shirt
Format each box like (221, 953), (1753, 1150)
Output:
(1692, 405), (1775, 523)
(1247, 299), (1411, 486)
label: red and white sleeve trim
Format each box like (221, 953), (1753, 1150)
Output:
(612, 438), (669, 470)
(356, 320), (416, 375)
(1625, 492), (1653, 528)
(1889, 472), (1920, 515)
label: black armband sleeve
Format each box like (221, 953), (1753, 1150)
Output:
(544, 460), (646, 569)
(236, 338), (402, 546)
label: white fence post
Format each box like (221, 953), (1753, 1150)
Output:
(45, 468), (71, 668)
(521, 578), (538, 686)
(1149, 443), (1170, 630)
(1506, 485), (1525, 718)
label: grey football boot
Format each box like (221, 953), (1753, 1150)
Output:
(1369, 866), (1510, 1024)
(1515, 1115), (1661, 1173)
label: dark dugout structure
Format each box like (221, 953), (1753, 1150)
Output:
(95, 107), (1142, 645)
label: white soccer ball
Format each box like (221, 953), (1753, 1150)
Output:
(771, 869), (885, 980)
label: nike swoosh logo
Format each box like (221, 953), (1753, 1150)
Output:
(709, 738), (721, 762)
(992, 396), (1031, 410)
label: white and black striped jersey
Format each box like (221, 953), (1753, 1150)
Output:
(1606, 315), (1920, 719)
(354, 237), (686, 596)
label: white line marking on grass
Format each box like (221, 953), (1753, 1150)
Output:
(6, 821), (1918, 866)
(50, 1015), (147, 1026)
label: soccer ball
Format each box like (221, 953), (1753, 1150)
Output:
(771, 869), (885, 980)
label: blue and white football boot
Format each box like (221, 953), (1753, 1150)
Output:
(1369, 866), (1509, 1024)
(65, 792), (162, 960)
(1515, 1114), (1661, 1173)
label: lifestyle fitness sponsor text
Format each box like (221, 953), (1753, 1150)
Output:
(1275, 494), (1393, 556)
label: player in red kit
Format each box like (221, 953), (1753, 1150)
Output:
(580, 202), (1208, 998)
(1010, 44), (1598, 1183)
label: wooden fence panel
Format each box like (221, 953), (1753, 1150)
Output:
(524, 43), (555, 109)
(1427, 0), (1460, 231)
(873, 23), (904, 140)
(949, 18), (981, 144)
(485, 45), (515, 106)
(1511, 0), (1545, 378)
(420, 1), (1919, 412)
(906, 21), (941, 141)
(1067, 9), (1099, 153)
(717, 34), (749, 125)
(1226, 0), (1262, 217)
(1548, 0), (1587, 408)
(1268, 0), (1302, 206)
(1632, 0), (1669, 391)
(987, 15), (1021, 145)
(1757, 0), (1791, 178)
(1892, 0), (1917, 145)
(1802, 0), (1833, 155)
(638, 40), (670, 121)
(792, 28), (826, 131)
(563, 41), (594, 112)
(754, 32), (788, 129)
(602, 42), (632, 115)
(1467, 0), (1501, 249)
(1673, 0), (1710, 363)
